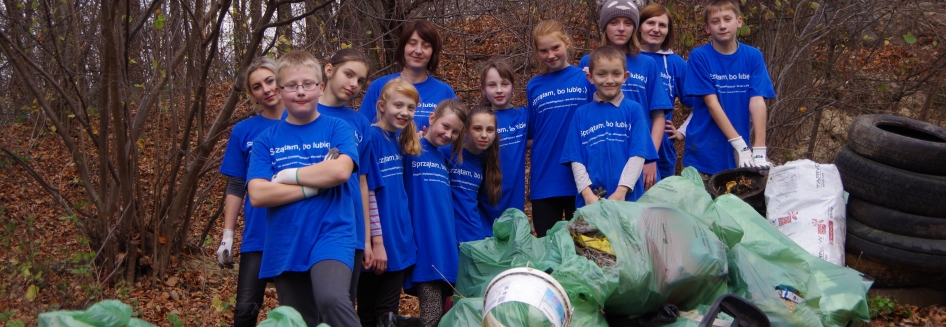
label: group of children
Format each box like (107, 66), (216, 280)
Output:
(215, 0), (775, 326)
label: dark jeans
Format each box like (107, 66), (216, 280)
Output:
(530, 196), (577, 237)
(273, 260), (360, 327)
(234, 251), (266, 327)
(357, 268), (408, 326)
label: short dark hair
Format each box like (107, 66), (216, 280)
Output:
(640, 3), (675, 51)
(588, 46), (627, 72)
(395, 20), (443, 73)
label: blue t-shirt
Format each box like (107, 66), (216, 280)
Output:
(319, 103), (374, 250)
(247, 115), (360, 279)
(479, 106), (529, 234)
(359, 72), (457, 130)
(365, 126), (416, 272)
(560, 98), (658, 206)
(683, 42), (776, 174)
(443, 146), (487, 243)
(581, 53), (672, 180)
(641, 51), (690, 179)
(219, 114), (283, 253)
(404, 138), (458, 283)
(526, 65), (592, 200)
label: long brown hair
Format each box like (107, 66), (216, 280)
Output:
(467, 106), (502, 205)
(431, 99), (468, 164)
(377, 78), (421, 156)
(325, 48), (371, 85)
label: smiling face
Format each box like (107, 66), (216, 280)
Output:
(403, 31), (433, 72)
(605, 16), (635, 47)
(377, 90), (417, 132)
(464, 112), (497, 154)
(276, 66), (323, 123)
(705, 8), (742, 45)
(481, 68), (514, 109)
(248, 68), (280, 109)
(640, 14), (669, 49)
(588, 57), (628, 101)
(426, 111), (464, 147)
(323, 61), (368, 105)
(536, 35), (570, 72)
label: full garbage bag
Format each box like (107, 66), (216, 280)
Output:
(38, 300), (155, 327)
(256, 306), (312, 327)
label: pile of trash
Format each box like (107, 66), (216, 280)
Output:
(443, 167), (872, 327)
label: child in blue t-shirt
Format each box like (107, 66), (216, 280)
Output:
(445, 105), (502, 243)
(477, 60), (527, 235)
(562, 46), (658, 206)
(360, 20), (457, 130)
(217, 57), (284, 327)
(357, 78), (422, 327)
(405, 99), (467, 326)
(639, 3), (696, 179)
(245, 50), (360, 327)
(578, 0), (673, 189)
(316, 48), (380, 308)
(683, 0), (776, 176)
(527, 20), (592, 237)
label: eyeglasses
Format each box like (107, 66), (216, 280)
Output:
(280, 82), (320, 92)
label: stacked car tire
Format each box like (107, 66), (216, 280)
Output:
(836, 115), (946, 286)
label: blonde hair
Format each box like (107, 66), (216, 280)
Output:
(702, 0), (741, 24)
(431, 99), (468, 164)
(532, 20), (573, 73)
(275, 50), (323, 84)
(377, 78), (421, 156)
(244, 56), (277, 92)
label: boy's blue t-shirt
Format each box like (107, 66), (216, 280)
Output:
(246, 115), (360, 279)
(219, 114), (283, 253)
(581, 53), (672, 180)
(640, 51), (690, 179)
(442, 146), (487, 243)
(479, 106), (529, 234)
(683, 42), (776, 174)
(319, 103), (374, 250)
(560, 98), (658, 206)
(359, 72), (457, 130)
(365, 126), (416, 272)
(526, 65), (592, 200)
(404, 138), (458, 283)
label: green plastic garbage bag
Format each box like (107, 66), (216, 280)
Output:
(256, 306), (312, 327)
(38, 300), (155, 327)
(456, 209), (551, 298)
(565, 200), (729, 315)
(439, 297), (485, 326)
(439, 296), (607, 327)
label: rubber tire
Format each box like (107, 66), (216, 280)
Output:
(835, 145), (946, 217)
(848, 196), (946, 239)
(846, 232), (946, 270)
(847, 217), (946, 255)
(844, 253), (946, 289)
(847, 114), (946, 176)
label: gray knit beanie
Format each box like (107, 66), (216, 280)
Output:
(599, 0), (641, 32)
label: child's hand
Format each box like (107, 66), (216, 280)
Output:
(216, 229), (235, 268)
(582, 192), (600, 206)
(728, 136), (756, 168)
(371, 236), (388, 274)
(665, 120), (685, 141)
(752, 147), (772, 168)
(607, 188), (627, 201)
(362, 240), (375, 270)
(643, 162), (658, 190)
(272, 168), (300, 184)
(416, 126), (427, 139)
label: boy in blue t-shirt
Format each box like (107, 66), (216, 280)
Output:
(245, 50), (360, 327)
(683, 0), (776, 177)
(561, 46), (657, 206)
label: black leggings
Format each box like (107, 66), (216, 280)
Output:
(234, 251), (266, 327)
(530, 196), (576, 237)
(357, 269), (408, 326)
(350, 250), (364, 305)
(273, 260), (360, 327)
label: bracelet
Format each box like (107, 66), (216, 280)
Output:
(295, 167), (300, 185)
(301, 185), (307, 198)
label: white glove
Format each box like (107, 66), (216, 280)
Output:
(272, 168), (299, 184)
(216, 229), (234, 267)
(728, 136), (755, 168)
(752, 147), (772, 168)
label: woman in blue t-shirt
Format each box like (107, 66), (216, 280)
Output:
(639, 3), (695, 179)
(405, 100), (467, 326)
(360, 20), (457, 130)
(216, 57), (283, 327)
(477, 60), (528, 234)
(578, 0), (673, 190)
(526, 20), (592, 237)
(357, 78), (422, 327)
(445, 105), (502, 243)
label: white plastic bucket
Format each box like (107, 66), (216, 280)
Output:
(482, 267), (573, 327)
